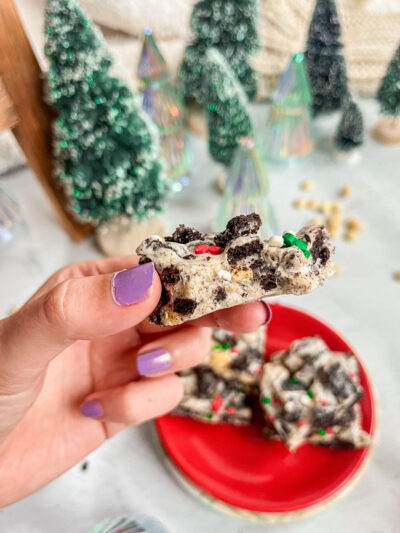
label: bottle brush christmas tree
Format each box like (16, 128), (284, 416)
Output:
(45, 0), (168, 227)
(374, 43), (400, 145)
(334, 98), (364, 153)
(137, 28), (190, 193)
(305, 0), (348, 116)
(202, 48), (253, 166)
(262, 53), (314, 162)
(180, 0), (259, 103)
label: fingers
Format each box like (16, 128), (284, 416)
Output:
(0, 262), (161, 379)
(135, 326), (211, 378)
(80, 374), (183, 424)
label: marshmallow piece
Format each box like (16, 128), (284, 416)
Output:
(268, 235), (284, 248)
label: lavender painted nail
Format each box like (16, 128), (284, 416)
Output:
(112, 262), (155, 306)
(80, 400), (103, 418)
(137, 348), (172, 376)
(261, 300), (273, 325)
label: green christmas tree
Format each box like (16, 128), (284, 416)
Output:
(202, 48), (253, 165)
(45, 0), (168, 225)
(334, 97), (364, 152)
(180, 0), (259, 103)
(305, 0), (348, 116)
(377, 43), (400, 117)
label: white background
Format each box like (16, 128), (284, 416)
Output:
(0, 101), (399, 532)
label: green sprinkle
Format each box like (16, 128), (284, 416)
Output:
(236, 388), (244, 394)
(213, 344), (221, 350)
(303, 250), (311, 258)
(307, 390), (314, 399)
(319, 428), (326, 436)
(222, 343), (231, 350)
(207, 413), (213, 419)
(290, 377), (299, 384)
(283, 233), (296, 246)
(263, 397), (271, 405)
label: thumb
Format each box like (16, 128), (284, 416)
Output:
(0, 262), (161, 380)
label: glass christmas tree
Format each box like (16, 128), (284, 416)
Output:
(137, 28), (191, 193)
(305, 0), (348, 116)
(0, 188), (19, 244)
(202, 48), (253, 166)
(45, 0), (168, 225)
(216, 137), (276, 239)
(180, 0), (259, 103)
(262, 53), (314, 163)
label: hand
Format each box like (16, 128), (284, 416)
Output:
(0, 256), (270, 507)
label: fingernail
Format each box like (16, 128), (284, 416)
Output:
(80, 400), (103, 418)
(112, 262), (155, 306)
(137, 348), (172, 376)
(261, 300), (273, 325)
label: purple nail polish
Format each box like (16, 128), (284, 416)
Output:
(112, 262), (155, 306)
(80, 400), (103, 418)
(137, 348), (171, 376)
(261, 300), (273, 325)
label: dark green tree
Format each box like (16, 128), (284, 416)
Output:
(202, 48), (253, 165)
(377, 43), (400, 117)
(334, 98), (364, 151)
(305, 0), (348, 116)
(45, 0), (168, 225)
(180, 0), (259, 103)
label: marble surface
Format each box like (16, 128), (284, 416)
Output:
(0, 101), (400, 532)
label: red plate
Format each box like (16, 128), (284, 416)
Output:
(156, 303), (376, 516)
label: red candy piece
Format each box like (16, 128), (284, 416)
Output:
(256, 367), (263, 375)
(298, 419), (306, 427)
(226, 406), (235, 415)
(194, 244), (209, 254)
(231, 348), (240, 355)
(268, 414), (275, 423)
(321, 399), (329, 406)
(326, 427), (333, 435)
(209, 245), (222, 255)
(272, 397), (280, 404)
(211, 394), (223, 413)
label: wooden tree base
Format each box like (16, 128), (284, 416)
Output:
(372, 117), (400, 145)
(185, 103), (208, 138)
(96, 216), (166, 257)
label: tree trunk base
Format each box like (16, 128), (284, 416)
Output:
(96, 217), (165, 257)
(372, 117), (400, 145)
(185, 102), (208, 138)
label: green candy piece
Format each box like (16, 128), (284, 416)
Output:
(263, 397), (271, 405)
(295, 238), (308, 251)
(222, 343), (231, 350)
(307, 390), (314, 399)
(290, 377), (299, 384)
(303, 250), (311, 259)
(213, 344), (221, 350)
(207, 413), (213, 419)
(283, 233), (296, 246)
(319, 428), (326, 436)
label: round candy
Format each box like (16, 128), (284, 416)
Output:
(209, 245), (222, 255)
(194, 244), (209, 254)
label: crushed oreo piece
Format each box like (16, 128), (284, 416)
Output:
(327, 363), (357, 398)
(166, 225), (203, 244)
(214, 286), (227, 302)
(161, 265), (180, 284)
(227, 239), (263, 266)
(139, 256), (152, 265)
(173, 298), (198, 315)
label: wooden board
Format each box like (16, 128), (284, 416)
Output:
(0, 0), (93, 241)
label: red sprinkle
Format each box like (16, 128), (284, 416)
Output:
(321, 399), (329, 406)
(231, 348), (240, 354)
(211, 394), (223, 413)
(326, 427), (333, 435)
(298, 419), (306, 427)
(209, 245), (222, 255)
(272, 397), (280, 404)
(194, 244), (209, 254)
(349, 372), (357, 379)
(268, 414), (275, 423)
(226, 406), (235, 415)
(256, 367), (263, 375)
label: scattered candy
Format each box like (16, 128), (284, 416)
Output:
(340, 185), (352, 197)
(311, 217), (324, 226)
(331, 203), (343, 213)
(300, 179), (315, 191)
(209, 245), (222, 254)
(268, 235), (284, 248)
(307, 199), (320, 210)
(293, 198), (307, 209)
(194, 244), (209, 254)
(211, 394), (223, 413)
(345, 218), (364, 232)
(320, 201), (332, 215)
(344, 230), (359, 242)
